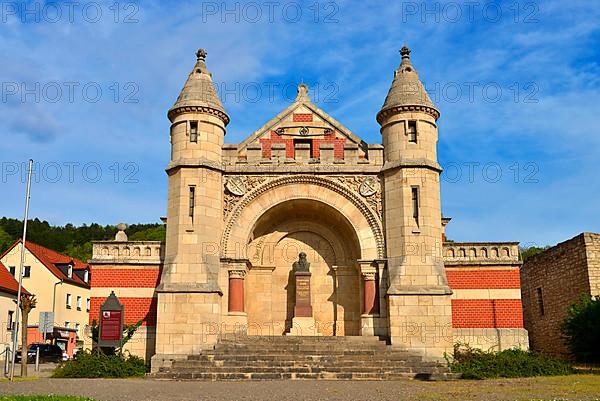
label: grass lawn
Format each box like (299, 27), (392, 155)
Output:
(0, 375), (599, 400)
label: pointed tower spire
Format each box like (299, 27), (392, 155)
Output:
(168, 48), (230, 125)
(376, 46), (452, 360)
(376, 46), (439, 124)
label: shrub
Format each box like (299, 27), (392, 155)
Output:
(562, 295), (600, 362)
(446, 343), (574, 379)
(52, 350), (147, 378)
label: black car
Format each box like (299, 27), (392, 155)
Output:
(15, 344), (63, 363)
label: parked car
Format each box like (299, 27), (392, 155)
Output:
(15, 343), (63, 363)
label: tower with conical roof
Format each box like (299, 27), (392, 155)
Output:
(377, 47), (453, 360)
(154, 49), (229, 359)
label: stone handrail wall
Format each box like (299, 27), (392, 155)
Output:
(90, 241), (164, 264)
(443, 242), (520, 264)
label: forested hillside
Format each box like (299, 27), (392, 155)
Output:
(0, 217), (165, 262)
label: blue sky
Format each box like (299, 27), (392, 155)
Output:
(0, 0), (598, 247)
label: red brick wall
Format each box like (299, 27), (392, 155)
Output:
(312, 130), (345, 159)
(447, 267), (524, 329)
(259, 129), (346, 159)
(91, 268), (160, 288)
(293, 113), (313, 122)
(447, 270), (521, 289)
(89, 265), (160, 327)
(451, 299), (524, 328)
(259, 131), (294, 159)
(89, 297), (157, 326)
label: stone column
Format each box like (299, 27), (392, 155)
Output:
(220, 260), (248, 337)
(362, 272), (379, 315)
(359, 260), (381, 336)
(228, 270), (246, 313)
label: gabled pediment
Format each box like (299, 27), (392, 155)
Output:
(236, 84), (368, 157)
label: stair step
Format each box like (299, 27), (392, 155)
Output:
(153, 371), (429, 381)
(151, 336), (450, 381)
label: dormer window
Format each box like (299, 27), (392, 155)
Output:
(67, 264), (73, 279)
(190, 121), (198, 143)
(407, 120), (417, 143)
(83, 270), (89, 283)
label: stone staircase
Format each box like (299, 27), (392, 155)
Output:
(152, 335), (454, 380)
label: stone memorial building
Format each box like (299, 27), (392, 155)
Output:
(89, 47), (528, 376)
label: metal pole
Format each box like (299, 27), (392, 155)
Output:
(52, 281), (63, 317)
(4, 346), (9, 375)
(35, 347), (39, 371)
(52, 280), (63, 343)
(9, 159), (33, 381)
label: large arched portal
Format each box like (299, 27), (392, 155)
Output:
(245, 199), (362, 336)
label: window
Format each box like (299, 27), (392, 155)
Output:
(536, 287), (545, 316)
(407, 120), (417, 143)
(86, 298), (90, 312)
(411, 186), (420, 226)
(76, 296), (82, 311)
(170, 125), (175, 160)
(7, 311), (14, 331)
(9, 266), (15, 277)
(64, 321), (69, 328)
(67, 265), (73, 278)
(190, 121), (198, 143)
(188, 186), (196, 219)
(23, 266), (31, 278)
(83, 270), (89, 283)
(293, 138), (314, 158)
(75, 323), (80, 335)
(66, 293), (72, 309)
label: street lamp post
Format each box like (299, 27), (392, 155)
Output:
(51, 280), (64, 339)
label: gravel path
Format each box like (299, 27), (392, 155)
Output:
(0, 376), (599, 401)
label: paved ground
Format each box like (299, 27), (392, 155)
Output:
(0, 375), (599, 401)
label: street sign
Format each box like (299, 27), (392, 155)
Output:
(39, 312), (54, 334)
(98, 291), (124, 348)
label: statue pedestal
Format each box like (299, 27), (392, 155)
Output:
(287, 271), (318, 336)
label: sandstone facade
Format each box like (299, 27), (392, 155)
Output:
(85, 48), (528, 370)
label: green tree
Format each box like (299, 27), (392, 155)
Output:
(64, 242), (94, 262)
(129, 225), (166, 242)
(0, 218), (165, 260)
(562, 294), (600, 362)
(0, 226), (12, 252)
(520, 246), (550, 261)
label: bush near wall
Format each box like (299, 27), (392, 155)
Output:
(562, 295), (600, 363)
(446, 344), (574, 379)
(52, 350), (147, 378)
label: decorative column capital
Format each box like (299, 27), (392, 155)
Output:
(357, 259), (378, 277)
(361, 272), (376, 281)
(228, 269), (246, 279)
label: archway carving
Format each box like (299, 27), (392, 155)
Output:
(221, 175), (385, 260)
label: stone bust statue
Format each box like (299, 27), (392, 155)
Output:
(293, 252), (310, 272)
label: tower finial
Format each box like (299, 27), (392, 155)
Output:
(196, 48), (207, 61)
(400, 46), (411, 60)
